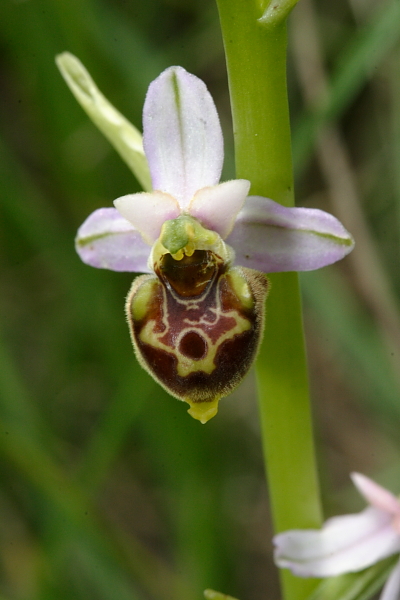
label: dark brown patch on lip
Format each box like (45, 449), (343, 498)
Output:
(126, 264), (269, 405)
(137, 328), (255, 402)
(179, 331), (207, 360)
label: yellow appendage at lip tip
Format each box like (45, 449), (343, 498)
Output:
(185, 397), (220, 424)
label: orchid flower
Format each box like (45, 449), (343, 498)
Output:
(274, 473), (400, 600)
(67, 64), (354, 423)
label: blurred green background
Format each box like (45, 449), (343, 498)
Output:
(1, 0), (400, 598)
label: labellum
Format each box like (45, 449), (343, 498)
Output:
(126, 216), (269, 423)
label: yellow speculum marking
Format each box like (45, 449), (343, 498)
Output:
(137, 274), (252, 377)
(139, 311), (251, 376)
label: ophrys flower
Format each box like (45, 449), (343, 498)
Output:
(61, 61), (354, 423)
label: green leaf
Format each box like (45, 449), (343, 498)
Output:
(204, 589), (239, 600)
(259, 0), (301, 28)
(307, 556), (398, 600)
(56, 52), (152, 191)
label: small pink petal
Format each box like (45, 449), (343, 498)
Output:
(143, 66), (224, 208)
(274, 507), (400, 577)
(351, 473), (400, 516)
(380, 558), (400, 600)
(188, 179), (250, 239)
(76, 207), (152, 272)
(227, 196), (354, 272)
(114, 191), (180, 245)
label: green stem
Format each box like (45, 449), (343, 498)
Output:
(215, 2), (323, 599)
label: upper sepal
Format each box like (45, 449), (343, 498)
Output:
(143, 66), (224, 208)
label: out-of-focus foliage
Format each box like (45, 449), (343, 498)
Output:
(0, 0), (400, 599)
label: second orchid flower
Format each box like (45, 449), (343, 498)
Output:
(274, 473), (400, 600)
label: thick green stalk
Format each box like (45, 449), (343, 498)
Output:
(215, 2), (322, 599)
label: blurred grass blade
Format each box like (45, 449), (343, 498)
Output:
(56, 52), (152, 191)
(76, 375), (153, 493)
(0, 396), (196, 600)
(307, 556), (397, 600)
(302, 269), (400, 422)
(204, 589), (240, 600)
(0, 328), (49, 441)
(293, 0), (400, 175)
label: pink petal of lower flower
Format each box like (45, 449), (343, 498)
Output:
(380, 558), (400, 600)
(114, 191), (180, 244)
(76, 207), (152, 273)
(227, 196), (354, 272)
(351, 473), (400, 516)
(143, 66), (224, 208)
(274, 507), (400, 577)
(188, 179), (250, 239)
